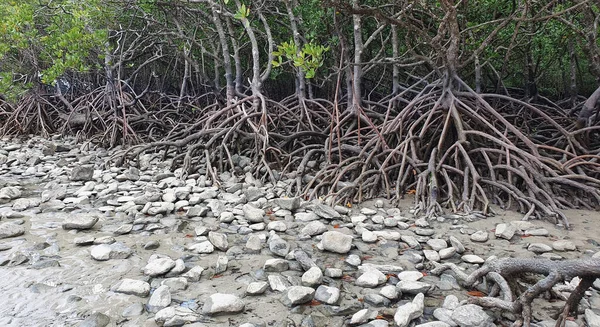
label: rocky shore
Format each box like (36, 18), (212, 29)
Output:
(0, 136), (599, 327)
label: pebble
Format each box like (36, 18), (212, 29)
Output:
(202, 293), (245, 314)
(397, 280), (432, 294)
(495, 223), (516, 240)
(301, 221), (327, 236)
(461, 254), (484, 264)
(0, 223), (25, 239)
(552, 240), (576, 251)
(90, 242), (132, 261)
(208, 231), (229, 251)
(356, 269), (386, 287)
(451, 304), (492, 327)
(528, 243), (553, 253)
(148, 285), (171, 312)
(111, 279), (150, 296)
(143, 257), (176, 276)
(280, 286), (315, 306)
(320, 231), (353, 253)
(62, 216), (99, 230)
(301, 266), (323, 286)
(470, 231), (488, 242)
(246, 282), (269, 295)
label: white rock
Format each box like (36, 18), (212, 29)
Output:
(552, 240), (576, 251)
(148, 285), (171, 312)
(154, 306), (198, 326)
(202, 293), (244, 314)
(263, 258), (289, 272)
(208, 231), (228, 251)
(461, 254), (484, 264)
(242, 204), (265, 223)
(439, 247), (457, 259)
(188, 241), (214, 254)
(267, 221), (287, 232)
(380, 285), (400, 300)
(302, 266), (323, 286)
(280, 286), (315, 306)
(585, 308), (600, 327)
(143, 257), (176, 276)
(246, 282), (269, 295)
(495, 223), (516, 240)
(423, 249), (441, 262)
(397, 271), (423, 281)
(320, 231), (353, 254)
(314, 285), (340, 304)
(470, 231), (489, 242)
(394, 293), (424, 327)
(351, 309), (378, 325)
(427, 239), (447, 251)
(111, 279), (150, 297)
(528, 243), (553, 253)
(301, 221), (327, 236)
(182, 266), (204, 282)
(451, 304), (492, 327)
(355, 269), (386, 288)
(396, 280), (432, 294)
(362, 230), (378, 243)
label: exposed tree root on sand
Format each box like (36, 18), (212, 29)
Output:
(430, 257), (600, 327)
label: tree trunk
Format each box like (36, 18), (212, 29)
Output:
(212, 8), (235, 103)
(351, 0), (363, 112)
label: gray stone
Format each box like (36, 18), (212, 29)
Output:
(111, 279), (150, 297)
(154, 307), (199, 326)
(394, 292), (424, 327)
(320, 231), (353, 254)
(380, 285), (400, 300)
(202, 293), (245, 314)
(362, 230), (378, 243)
(0, 186), (21, 202)
(312, 203), (341, 219)
(449, 236), (465, 253)
(461, 254), (484, 264)
(143, 257), (176, 276)
(396, 280), (431, 294)
(415, 323), (451, 327)
(301, 221), (327, 236)
(314, 285), (340, 305)
(427, 239), (448, 251)
(264, 258), (289, 272)
(528, 243), (553, 253)
(269, 234), (290, 257)
(585, 308), (600, 327)
(356, 269), (386, 288)
(451, 304), (493, 327)
(434, 308), (457, 327)
(397, 271), (423, 281)
(439, 247), (457, 259)
(246, 282), (269, 295)
(245, 234), (263, 253)
(280, 286), (315, 307)
(208, 232), (229, 251)
(243, 204), (265, 223)
(214, 255), (228, 274)
(325, 268), (343, 278)
(0, 223), (25, 239)
(62, 216), (99, 230)
(122, 302), (144, 317)
(188, 241), (214, 254)
(148, 285), (171, 312)
(552, 240), (576, 251)
(495, 223), (516, 240)
(271, 197), (301, 211)
(345, 254), (362, 266)
(301, 266), (323, 286)
(293, 249), (317, 271)
(470, 231), (489, 242)
(423, 250), (441, 262)
(351, 309), (378, 325)
(294, 212), (320, 222)
(71, 166), (94, 181)
(182, 266), (204, 282)
(268, 275), (290, 292)
(90, 242), (132, 261)
(267, 221), (287, 232)
(79, 312), (110, 327)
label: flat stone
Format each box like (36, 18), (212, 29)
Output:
(528, 243), (553, 253)
(449, 236), (465, 253)
(280, 286), (315, 307)
(451, 304), (492, 327)
(495, 223), (516, 240)
(423, 250), (440, 262)
(188, 241), (214, 254)
(143, 257), (176, 276)
(427, 239), (448, 251)
(439, 247), (457, 259)
(585, 308), (600, 327)
(267, 221), (287, 232)
(155, 306), (199, 326)
(71, 166), (94, 181)
(182, 266), (204, 282)
(398, 271), (423, 281)
(351, 309), (378, 325)
(62, 216), (99, 230)
(396, 280), (431, 294)
(246, 282), (269, 295)
(271, 197), (301, 211)
(552, 240), (576, 251)
(268, 234), (290, 257)
(0, 223), (25, 239)
(111, 279), (150, 297)
(268, 275), (290, 292)
(380, 285), (400, 300)
(356, 269), (386, 288)
(90, 242), (132, 261)
(312, 203), (341, 219)
(148, 285), (171, 312)
(461, 254), (485, 264)
(294, 212), (320, 222)
(264, 258), (289, 272)
(202, 293), (245, 315)
(301, 221), (327, 236)
(470, 231), (488, 242)
(320, 231), (353, 253)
